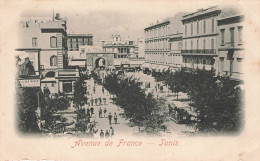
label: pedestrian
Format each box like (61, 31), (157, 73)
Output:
(86, 108), (90, 115)
(110, 126), (114, 137)
(104, 108), (107, 118)
(99, 97), (102, 105)
(105, 130), (110, 138)
(91, 98), (94, 106)
(98, 108), (102, 118)
(100, 129), (104, 138)
(108, 113), (112, 125)
(90, 107), (94, 115)
(114, 113), (118, 124)
(103, 98), (106, 105)
(93, 87), (96, 94)
(95, 98), (98, 106)
(102, 87), (105, 94)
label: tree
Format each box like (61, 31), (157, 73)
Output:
(17, 86), (40, 133)
(73, 76), (86, 109)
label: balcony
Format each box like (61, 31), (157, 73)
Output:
(181, 49), (216, 55)
(226, 42), (235, 48)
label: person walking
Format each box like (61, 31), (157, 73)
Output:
(95, 98), (98, 106)
(114, 113), (118, 124)
(99, 97), (102, 105)
(90, 107), (94, 115)
(104, 108), (107, 118)
(100, 129), (104, 138)
(108, 113), (112, 125)
(90, 98), (94, 106)
(103, 98), (106, 105)
(102, 87), (105, 94)
(93, 86), (96, 94)
(110, 126), (114, 137)
(98, 108), (102, 118)
(105, 130), (110, 138)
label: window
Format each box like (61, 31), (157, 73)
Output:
(221, 29), (225, 46)
(230, 28), (235, 47)
(203, 39), (206, 49)
(211, 19), (214, 33)
(50, 36), (57, 48)
(238, 26), (243, 44)
(237, 58), (242, 62)
(230, 28), (235, 42)
(202, 59), (206, 64)
(185, 25), (187, 36)
(191, 40), (193, 49)
(220, 57), (224, 72)
(211, 39), (214, 49)
(203, 21), (206, 34)
(191, 23), (193, 36)
(32, 38), (37, 47)
(51, 83), (55, 87)
(197, 21), (199, 34)
(197, 40), (199, 49)
(185, 41), (187, 50)
(63, 81), (72, 93)
(50, 55), (57, 66)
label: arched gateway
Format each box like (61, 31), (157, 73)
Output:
(86, 52), (115, 70)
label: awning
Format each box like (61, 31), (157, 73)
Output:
(150, 64), (159, 70)
(141, 63), (149, 68)
(155, 65), (168, 72)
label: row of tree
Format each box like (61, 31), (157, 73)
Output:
(103, 73), (169, 134)
(152, 68), (244, 134)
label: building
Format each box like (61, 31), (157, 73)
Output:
(16, 13), (81, 96)
(101, 35), (137, 58)
(217, 8), (244, 80)
(168, 33), (183, 71)
(67, 33), (93, 51)
(181, 6), (221, 71)
(17, 13), (68, 76)
(144, 13), (185, 72)
(144, 19), (170, 72)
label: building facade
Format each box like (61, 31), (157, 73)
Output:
(67, 33), (93, 51)
(181, 6), (221, 71)
(17, 13), (68, 76)
(101, 35), (137, 58)
(16, 13), (81, 96)
(168, 33), (183, 70)
(217, 11), (244, 80)
(144, 20), (170, 70)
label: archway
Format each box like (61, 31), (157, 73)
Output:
(45, 71), (55, 77)
(95, 58), (106, 69)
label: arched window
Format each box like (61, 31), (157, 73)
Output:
(50, 36), (57, 48)
(50, 55), (57, 66)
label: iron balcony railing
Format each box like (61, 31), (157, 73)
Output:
(225, 42), (235, 48)
(181, 49), (216, 55)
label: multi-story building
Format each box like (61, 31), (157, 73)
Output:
(67, 33), (93, 51)
(144, 13), (185, 72)
(181, 6), (221, 71)
(217, 8), (244, 80)
(101, 35), (137, 58)
(17, 13), (68, 76)
(144, 20), (170, 71)
(16, 13), (80, 96)
(168, 33), (183, 70)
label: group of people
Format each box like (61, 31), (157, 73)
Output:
(89, 97), (106, 106)
(99, 126), (114, 138)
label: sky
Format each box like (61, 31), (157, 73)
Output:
(20, 0), (225, 41)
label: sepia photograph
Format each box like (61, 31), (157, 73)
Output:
(1, 0), (260, 160)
